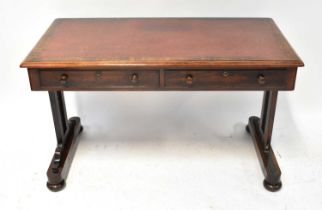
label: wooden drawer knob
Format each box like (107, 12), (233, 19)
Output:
(60, 74), (68, 84)
(96, 71), (102, 78)
(186, 74), (193, 85)
(222, 71), (229, 77)
(131, 73), (139, 83)
(257, 74), (266, 84)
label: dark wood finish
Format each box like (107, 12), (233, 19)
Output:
(38, 70), (160, 90)
(246, 91), (282, 192)
(260, 91), (278, 150)
(47, 91), (82, 192)
(27, 69), (41, 90)
(164, 69), (295, 90)
(20, 18), (304, 192)
(49, 91), (68, 144)
(27, 68), (297, 91)
(160, 69), (165, 87)
(20, 18), (303, 69)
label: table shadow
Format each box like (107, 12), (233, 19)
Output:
(72, 91), (302, 159)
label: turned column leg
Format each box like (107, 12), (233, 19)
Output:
(246, 90), (282, 192)
(47, 91), (83, 192)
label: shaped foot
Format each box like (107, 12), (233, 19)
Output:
(263, 179), (282, 192)
(47, 180), (66, 192)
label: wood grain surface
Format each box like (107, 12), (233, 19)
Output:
(20, 18), (304, 69)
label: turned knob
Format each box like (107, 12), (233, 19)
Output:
(60, 74), (68, 84)
(96, 71), (102, 78)
(257, 74), (266, 84)
(222, 71), (229, 77)
(186, 74), (193, 85)
(131, 73), (139, 83)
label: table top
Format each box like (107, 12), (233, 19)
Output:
(20, 18), (304, 69)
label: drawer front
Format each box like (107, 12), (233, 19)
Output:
(29, 69), (296, 90)
(39, 70), (160, 90)
(164, 69), (295, 90)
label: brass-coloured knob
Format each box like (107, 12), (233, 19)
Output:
(131, 73), (139, 83)
(186, 74), (193, 85)
(60, 74), (68, 84)
(257, 74), (266, 84)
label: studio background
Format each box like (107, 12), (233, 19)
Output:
(1, 1), (321, 210)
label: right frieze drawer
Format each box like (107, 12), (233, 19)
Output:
(163, 69), (296, 90)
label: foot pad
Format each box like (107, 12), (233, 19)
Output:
(47, 180), (66, 192)
(263, 179), (282, 192)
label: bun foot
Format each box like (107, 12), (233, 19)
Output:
(245, 125), (250, 134)
(47, 180), (66, 192)
(263, 179), (282, 192)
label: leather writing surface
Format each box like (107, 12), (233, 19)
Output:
(21, 18), (303, 69)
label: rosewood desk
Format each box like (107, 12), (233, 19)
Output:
(20, 18), (304, 192)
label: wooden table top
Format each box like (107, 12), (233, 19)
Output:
(20, 18), (304, 69)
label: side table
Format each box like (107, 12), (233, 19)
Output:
(20, 18), (304, 192)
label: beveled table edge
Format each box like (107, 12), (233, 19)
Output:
(20, 60), (304, 69)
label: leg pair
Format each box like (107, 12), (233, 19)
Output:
(46, 90), (282, 192)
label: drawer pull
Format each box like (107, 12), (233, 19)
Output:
(185, 74), (193, 85)
(96, 71), (102, 78)
(222, 71), (229, 77)
(60, 74), (68, 84)
(131, 73), (139, 83)
(257, 74), (266, 84)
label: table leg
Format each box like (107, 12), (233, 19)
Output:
(46, 91), (83, 192)
(246, 90), (282, 192)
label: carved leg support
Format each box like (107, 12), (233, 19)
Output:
(47, 91), (83, 192)
(246, 91), (282, 192)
